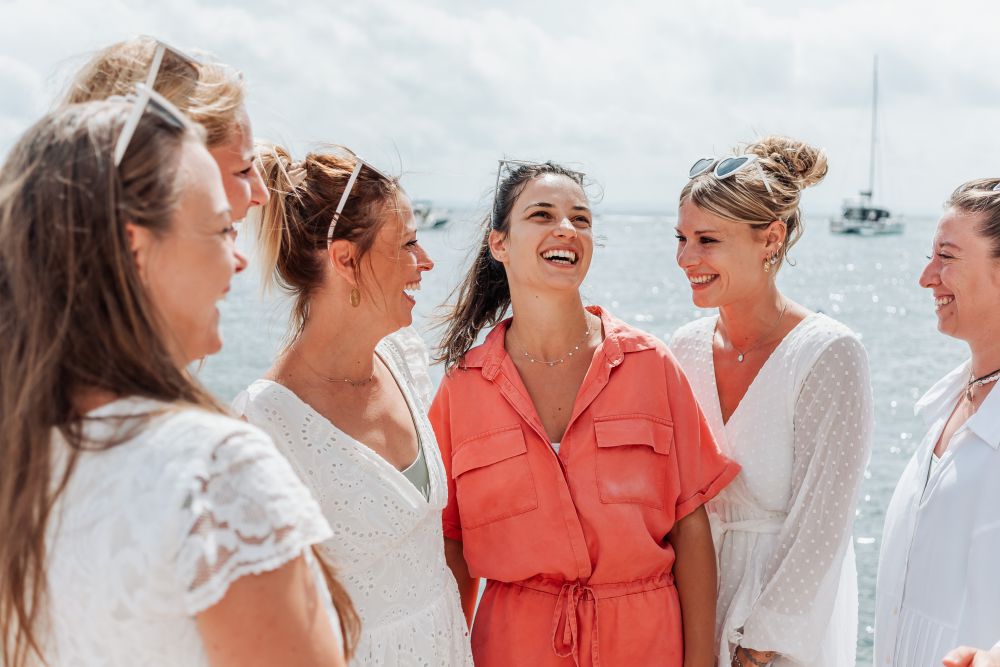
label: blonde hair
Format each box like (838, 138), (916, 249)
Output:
(63, 36), (245, 148)
(680, 135), (828, 266)
(945, 178), (1000, 258)
(252, 144), (402, 342)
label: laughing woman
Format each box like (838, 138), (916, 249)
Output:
(234, 146), (473, 666)
(670, 136), (873, 667)
(875, 180), (1000, 667)
(433, 161), (738, 667)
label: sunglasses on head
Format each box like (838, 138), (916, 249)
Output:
(113, 39), (198, 166)
(113, 84), (189, 167)
(491, 159), (586, 226)
(688, 155), (775, 197)
(326, 153), (394, 246)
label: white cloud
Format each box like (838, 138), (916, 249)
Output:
(1, 0), (998, 215)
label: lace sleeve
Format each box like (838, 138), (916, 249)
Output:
(387, 326), (436, 412)
(739, 335), (874, 663)
(176, 428), (332, 615)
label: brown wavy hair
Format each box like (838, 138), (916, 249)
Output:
(63, 35), (245, 148)
(680, 135), (829, 268)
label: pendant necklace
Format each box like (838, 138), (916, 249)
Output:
(724, 301), (788, 363)
(966, 366), (1000, 401)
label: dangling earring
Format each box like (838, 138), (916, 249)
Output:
(763, 257), (771, 273)
(350, 287), (361, 307)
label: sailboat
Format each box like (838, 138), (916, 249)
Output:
(830, 56), (904, 235)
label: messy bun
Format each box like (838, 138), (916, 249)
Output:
(680, 134), (827, 268)
(748, 135), (828, 189)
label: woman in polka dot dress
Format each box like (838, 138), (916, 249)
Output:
(670, 136), (874, 667)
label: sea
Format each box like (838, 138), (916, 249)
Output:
(201, 210), (965, 665)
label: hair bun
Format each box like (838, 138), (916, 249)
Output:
(749, 135), (828, 189)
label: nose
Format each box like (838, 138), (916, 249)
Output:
(233, 246), (249, 275)
(676, 239), (697, 269)
(249, 161), (270, 208)
(554, 216), (577, 237)
(918, 256), (937, 289)
(417, 246), (434, 272)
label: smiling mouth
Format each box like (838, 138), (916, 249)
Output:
(403, 281), (420, 302)
(541, 249), (578, 265)
(935, 295), (954, 308)
(688, 274), (718, 286)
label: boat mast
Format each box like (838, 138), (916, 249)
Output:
(866, 55), (878, 203)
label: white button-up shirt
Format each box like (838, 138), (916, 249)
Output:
(875, 361), (1000, 666)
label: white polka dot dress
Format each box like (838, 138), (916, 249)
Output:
(671, 313), (874, 667)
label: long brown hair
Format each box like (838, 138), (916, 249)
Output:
(63, 35), (245, 148)
(252, 144), (401, 342)
(436, 161), (585, 368)
(0, 98), (224, 665)
(680, 135), (829, 268)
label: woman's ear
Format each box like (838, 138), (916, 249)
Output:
(124, 221), (155, 280)
(327, 239), (358, 286)
(764, 219), (787, 252)
(488, 229), (508, 263)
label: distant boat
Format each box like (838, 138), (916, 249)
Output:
(412, 200), (450, 230)
(830, 56), (904, 236)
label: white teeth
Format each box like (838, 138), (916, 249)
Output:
(403, 282), (421, 292)
(541, 249), (577, 264)
(689, 274), (717, 285)
(935, 296), (953, 306)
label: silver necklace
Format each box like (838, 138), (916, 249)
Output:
(512, 325), (593, 368)
(723, 301), (788, 363)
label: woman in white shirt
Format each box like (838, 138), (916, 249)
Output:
(670, 136), (874, 667)
(875, 179), (1000, 667)
(0, 97), (353, 666)
(235, 145), (473, 665)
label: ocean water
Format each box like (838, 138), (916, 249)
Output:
(202, 210), (965, 664)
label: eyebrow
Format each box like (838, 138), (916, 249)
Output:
(674, 227), (721, 235)
(937, 241), (961, 250)
(523, 201), (591, 213)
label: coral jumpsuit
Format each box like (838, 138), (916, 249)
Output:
(430, 307), (738, 666)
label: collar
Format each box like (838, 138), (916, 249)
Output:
(462, 305), (657, 381)
(915, 359), (1000, 450)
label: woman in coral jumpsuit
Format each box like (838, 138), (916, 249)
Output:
(431, 161), (739, 666)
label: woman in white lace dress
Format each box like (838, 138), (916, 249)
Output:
(0, 99), (352, 665)
(235, 145), (473, 665)
(670, 137), (874, 667)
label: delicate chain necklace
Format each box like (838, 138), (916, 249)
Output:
(299, 352), (378, 388)
(966, 366), (1000, 401)
(511, 323), (593, 368)
(722, 301), (788, 363)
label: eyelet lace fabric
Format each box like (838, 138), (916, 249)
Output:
(41, 399), (338, 666)
(234, 328), (474, 666)
(671, 313), (874, 667)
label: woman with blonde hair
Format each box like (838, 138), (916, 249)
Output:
(233, 145), (473, 665)
(670, 136), (874, 667)
(64, 35), (269, 222)
(0, 94), (355, 666)
(876, 179), (1000, 667)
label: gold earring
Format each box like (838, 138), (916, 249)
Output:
(350, 288), (361, 307)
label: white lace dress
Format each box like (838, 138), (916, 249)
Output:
(42, 398), (340, 666)
(671, 313), (873, 667)
(234, 329), (474, 666)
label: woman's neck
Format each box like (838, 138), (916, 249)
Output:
(506, 290), (594, 359)
(283, 291), (392, 382)
(716, 284), (787, 349)
(969, 335), (1000, 380)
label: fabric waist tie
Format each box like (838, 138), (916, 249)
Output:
(712, 516), (784, 550)
(504, 573), (674, 667)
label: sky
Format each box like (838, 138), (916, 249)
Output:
(1, 0), (998, 216)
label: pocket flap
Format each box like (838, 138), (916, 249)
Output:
(594, 415), (673, 455)
(452, 426), (528, 477)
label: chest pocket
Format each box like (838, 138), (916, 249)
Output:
(594, 414), (675, 509)
(451, 425), (538, 529)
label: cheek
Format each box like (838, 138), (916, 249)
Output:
(221, 173), (251, 215)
